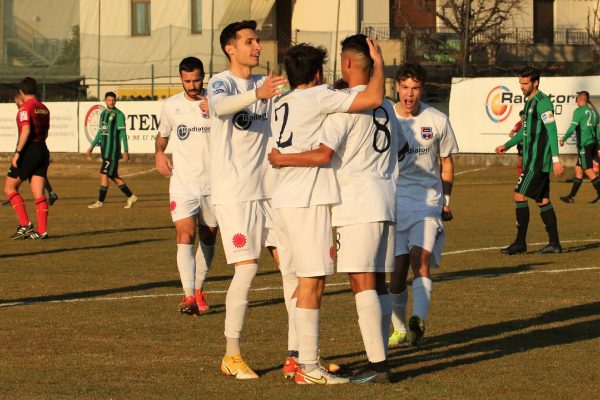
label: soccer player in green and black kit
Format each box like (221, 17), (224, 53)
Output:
(558, 90), (600, 204)
(87, 92), (137, 209)
(495, 67), (565, 254)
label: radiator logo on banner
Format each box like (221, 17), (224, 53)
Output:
(84, 104), (105, 144)
(485, 86), (513, 123)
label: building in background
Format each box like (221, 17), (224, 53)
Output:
(0, 0), (598, 100)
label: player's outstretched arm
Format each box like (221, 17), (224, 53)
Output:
(256, 70), (287, 101)
(209, 71), (286, 117)
(268, 144), (334, 168)
(441, 155), (454, 221)
(347, 38), (384, 113)
(155, 133), (173, 177)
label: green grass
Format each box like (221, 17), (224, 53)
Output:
(1, 159), (599, 399)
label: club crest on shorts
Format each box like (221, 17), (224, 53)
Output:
(232, 233), (247, 248)
(421, 127), (433, 140)
(170, 201), (177, 212)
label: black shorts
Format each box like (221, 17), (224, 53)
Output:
(517, 142), (523, 157)
(514, 170), (550, 202)
(7, 142), (50, 180)
(575, 144), (597, 170)
(100, 158), (119, 179)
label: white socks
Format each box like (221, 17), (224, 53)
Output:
(195, 241), (215, 291)
(295, 307), (320, 370)
(355, 290), (386, 363)
(281, 272), (299, 352)
(412, 277), (432, 321)
(224, 263), (258, 353)
(390, 288), (408, 333)
(176, 244), (195, 296)
(379, 293), (392, 355)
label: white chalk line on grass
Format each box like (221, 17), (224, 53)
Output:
(2, 238), (599, 308)
(121, 168), (157, 178)
(443, 238), (599, 256)
(455, 167), (488, 176)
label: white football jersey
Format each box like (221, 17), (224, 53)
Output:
(395, 102), (459, 212)
(159, 91), (212, 195)
(270, 84), (357, 209)
(320, 86), (403, 226)
(208, 70), (273, 204)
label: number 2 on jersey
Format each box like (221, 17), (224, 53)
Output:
(372, 106), (391, 153)
(275, 103), (293, 148)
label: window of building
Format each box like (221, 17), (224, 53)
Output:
(191, 0), (202, 34)
(132, 0), (151, 36)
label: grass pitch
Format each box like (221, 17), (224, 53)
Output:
(1, 157), (599, 400)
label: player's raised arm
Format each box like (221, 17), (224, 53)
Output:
(347, 38), (384, 113)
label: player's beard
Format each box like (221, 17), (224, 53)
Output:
(184, 87), (201, 100)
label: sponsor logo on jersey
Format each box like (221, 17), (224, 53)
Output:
(405, 147), (430, 155)
(84, 104), (106, 144)
(421, 127), (433, 140)
(485, 86), (513, 123)
(176, 124), (210, 140)
(19, 111), (28, 121)
(232, 233), (247, 249)
(212, 88), (225, 95)
(541, 111), (555, 124)
(101, 122), (109, 134)
(232, 111), (268, 130)
(212, 80), (225, 89)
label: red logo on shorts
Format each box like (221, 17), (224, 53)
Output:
(232, 233), (247, 248)
(329, 246), (335, 261)
(170, 201), (177, 212)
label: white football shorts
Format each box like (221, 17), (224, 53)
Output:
(395, 210), (445, 269)
(169, 191), (217, 227)
(215, 199), (277, 265)
(336, 221), (395, 273)
(273, 205), (334, 278)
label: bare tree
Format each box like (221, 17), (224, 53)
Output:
(394, 0), (521, 75)
(587, 0), (600, 47)
(436, 0), (522, 76)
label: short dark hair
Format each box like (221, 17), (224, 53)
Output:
(179, 56), (204, 75)
(577, 90), (590, 101)
(333, 79), (348, 90)
(220, 20), (257, 60)
(519, 67), (540, 83)
(395, 63), (427, 84)
(20, 77), (37, 95)
(105, 91), (117, 99)
(284, 44), (328, 88)
(340, 34), (373, 71)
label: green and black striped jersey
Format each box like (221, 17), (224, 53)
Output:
(562, 104), (598, 148)
(505, 91), (559, 173)
(91, 108), (128, 159)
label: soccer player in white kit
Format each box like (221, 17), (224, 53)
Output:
(269, 34), (403, 383)
(267, 40), (385, 384)
(207, 20), (289, 380)
(388, 63), (459, 347)
(154, 57), (217, 316)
